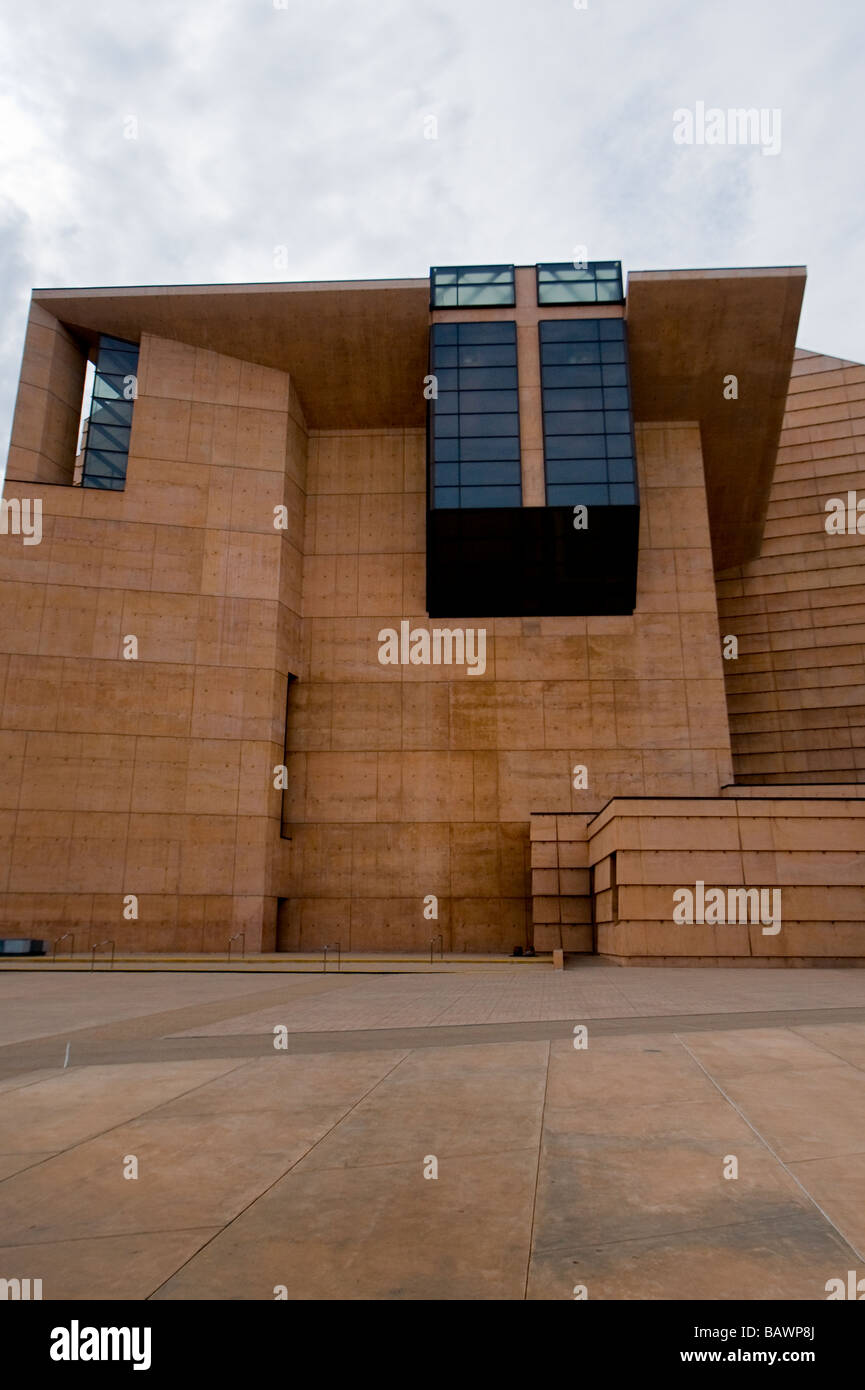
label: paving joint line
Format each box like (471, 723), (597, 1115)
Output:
(675, 1033), (865, 1265)
(143, 1048), (413, 1300)
(0, 1056), (254, 1190)
(523, 1040), (551, 1302)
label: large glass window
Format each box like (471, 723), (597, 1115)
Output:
(539, 318), (637, 506)
(429, 322), (521, 508)
(537, 261), (624, 306)
(79, 334), (139, 490)
(430, 265), (515, 309)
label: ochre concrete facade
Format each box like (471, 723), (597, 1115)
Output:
(1, 266), (863, 961)
(284, 418), (732, 953)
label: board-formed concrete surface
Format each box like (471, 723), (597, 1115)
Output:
(0, 964), (863, 1300)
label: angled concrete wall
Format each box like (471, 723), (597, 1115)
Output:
(0, 329), (306, 951)
(6, 303), (87, 486)
(718, 350), (865, 784)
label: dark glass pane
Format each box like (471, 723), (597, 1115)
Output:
(543, 387), (603, 412)
(459, 389), (518, 414)
(601, 364), (627, 386)
(432, 346), (458, 368)
(459, 485), (521, 508)
(606, 435), (634, 458)
(596, 282), (622, 302)
(435, 463), (459, 486)
(90, 397), (134, 428)
(546, 458), (606, 484)
(608, 458), (636, 482)
(540, 309), (633, 503)
(433, 368), (458, 391)
(540, 320), (599, 342)
(434, 287), (458, 306)
(87, 423), (131, 452)
(459, 459), (521, 486)
(609, 483), (637, 504)
(543, 365), (602, 388)
(459, 436), (520, 461)
(82, 475), (125, 490)
(433, 438), (459, 462)
(92, 373), (131, 400)
(97, 348), (139, 376)
(458, 344), (516, 367)
(82, 449), (128, 478)
(604, 410), (632, 433)
(545, 434), (607, 459)
(432, 323), (458, 345)
(545, 410), (604, 435)
(600, 342), (626, 363)
(459, 366), (517, 390)
(457, 322), (516, 345)
(547, 483), (610, 506)
(435, 487), (459, 507)
(459, 413), (519, 437)
(541, 342), (601, 366)
(428, 311), (522, 509)
(99, 334), (138, 351)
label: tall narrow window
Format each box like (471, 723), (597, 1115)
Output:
(79, 334), (139, 490)
(429, 321), (521, 509)
(280, 673), (297, 839)
(539, 318), (637, 507)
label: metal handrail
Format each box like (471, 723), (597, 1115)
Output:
(54, 931), (75, 961)
(322, 941), (341, 974)
(430, 934), (444, 963)
(228, 932), (245, 962)
(90, 939), (115, 971)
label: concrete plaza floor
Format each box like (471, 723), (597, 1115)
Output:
(1, 960), (864, 1300)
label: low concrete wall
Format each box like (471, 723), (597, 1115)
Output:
(534, 796), (865, 964)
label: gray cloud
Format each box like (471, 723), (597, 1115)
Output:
(1, 0), (864, 463)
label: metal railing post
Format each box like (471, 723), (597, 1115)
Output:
(54, 931), (74, 961)
(90, 939), (114, 971)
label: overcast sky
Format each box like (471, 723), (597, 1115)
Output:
(1, 0), (863, 463)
